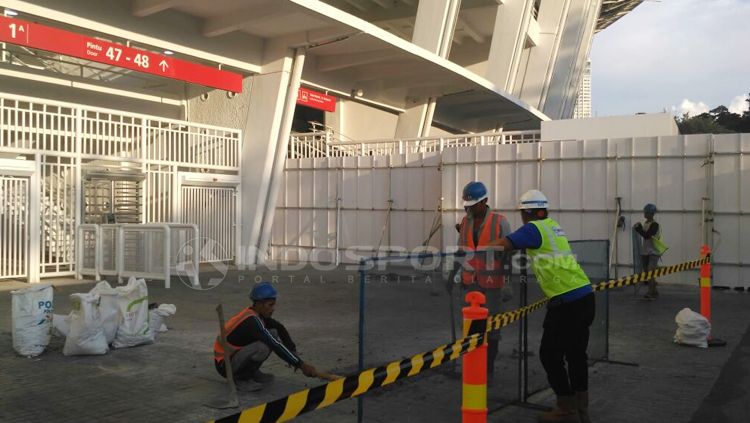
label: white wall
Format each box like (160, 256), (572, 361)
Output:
(541, 113), (679, 141)
(187, 78), (253, 129)
(336, 99), (452, 141)
(274, 134), (750, 288)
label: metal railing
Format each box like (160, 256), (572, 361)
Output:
(0, 93), (241, 169)
(288, 130), (541, 159)
(76, 223), (200, 288)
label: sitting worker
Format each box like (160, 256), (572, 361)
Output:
(454, 181), (512, 381)
(633, 203), (668, 300)
(213, 281), (319, 391)
(488, 190), (594, 423)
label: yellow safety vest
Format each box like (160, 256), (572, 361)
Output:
(528, 218), (591, 299)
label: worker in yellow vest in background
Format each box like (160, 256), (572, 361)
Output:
(489, 190), (594, 423)
(455, 181), (512, 381)
(634, 203), (668, 300)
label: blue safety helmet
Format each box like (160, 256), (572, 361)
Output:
(249, 282), (277, 302)
(643, 203), (657, 214)
(462, 181), (488, 207)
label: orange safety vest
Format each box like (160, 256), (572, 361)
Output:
(459, 210), (506, 289)
(213, 307), (257, 363)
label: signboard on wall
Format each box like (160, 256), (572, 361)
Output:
(296, 87), (336, 112)
(0, 15), (243, 92)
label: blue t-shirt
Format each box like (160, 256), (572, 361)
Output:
(505, 222), (543, 250)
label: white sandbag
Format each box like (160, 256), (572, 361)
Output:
(90, 281), (119, 343)
(52, 314), (71, 338)
(674, 308), (710, 348)
(11, 284), (53, 357)
(149, 304), (177, 334)
(63, 293), (109, 356)
(112, 277), (154, 348)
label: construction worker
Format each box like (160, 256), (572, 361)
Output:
(454, 181), (511, 380)
(633, 203), (668, 300)
(213, 282), (319, 391)
(489, 190), (594, 423)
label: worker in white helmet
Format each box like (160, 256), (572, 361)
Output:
(488, 189), (594, 423)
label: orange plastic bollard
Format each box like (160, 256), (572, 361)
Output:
(699, 245), (711, 322)
(462, 291), (488, 423)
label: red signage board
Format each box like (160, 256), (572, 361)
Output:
(0, 15), (243, 92)
(297, 87), (336, 112)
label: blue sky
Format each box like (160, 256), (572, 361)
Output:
(590, 0), (750, 116)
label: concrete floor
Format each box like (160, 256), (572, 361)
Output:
(1, 265), (749, 423)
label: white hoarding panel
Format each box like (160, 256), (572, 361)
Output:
(275, 134), (749, 287)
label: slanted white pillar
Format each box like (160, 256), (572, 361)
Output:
(239, 45), (305, 266)
(394, 0), (461, 138)
(542, 0), (601, 119)
(485, 0), (536, 94)
(519, 0), (571, 110)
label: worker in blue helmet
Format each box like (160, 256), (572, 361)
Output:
(453, 181), (512, 381)
(213, 282), (319, 391)
(634, 203), (668, 299)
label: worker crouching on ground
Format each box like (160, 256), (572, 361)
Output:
(213, 282), (319, 391)
(454, 181), (512, 381)
(633, 203), (668, 300)
(488, 190), (594, 423)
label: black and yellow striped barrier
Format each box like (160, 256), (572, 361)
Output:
(210, 256), (709, 423)
(212, 333), (486, 423)
(486, 256), (710, 332)
(591, 256), (708, 292)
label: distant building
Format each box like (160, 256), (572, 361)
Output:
(574, 60), (592, 119)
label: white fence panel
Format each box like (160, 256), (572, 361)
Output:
(272, 153), (442, 263)
(181, 186), (236, 262)
(40, 156), (76, 275)
(0, 176), (29, 279)
(712, 133), (750, 287)
(277, 134), (749, 288)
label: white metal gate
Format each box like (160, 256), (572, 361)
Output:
(181, 186), (236, 262)
(41, 156), (76, 275)
(0, 92), (242, 281)
(0, 176), (29, 279)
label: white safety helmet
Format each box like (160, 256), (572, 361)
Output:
(518, 189), (549, 210)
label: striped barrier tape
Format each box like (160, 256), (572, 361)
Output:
(211, 333), (486, 423)
(210, 256), (709, 423)
(486, 256), (709, 332)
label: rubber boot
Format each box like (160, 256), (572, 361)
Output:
(538, 395), (581, 423)
(644, 280), (659, 300)
(576, 391), (591, 423)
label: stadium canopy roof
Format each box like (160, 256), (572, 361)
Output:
(7, 0), (644, 131)
(597, 0), (644, 32)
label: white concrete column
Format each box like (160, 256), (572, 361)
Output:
(394, 96), (432, 139)
(394, 0), (461, 139)
(238, 46), (305, 266)
(541, 0), (601, 119)
(518, 0), (571, 109)
(485, 0), (536, 94)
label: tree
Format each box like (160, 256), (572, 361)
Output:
(675, 93), (750, 134)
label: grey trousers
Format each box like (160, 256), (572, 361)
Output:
(642, 254), (660, 295)
(231, 329), (276, 380)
